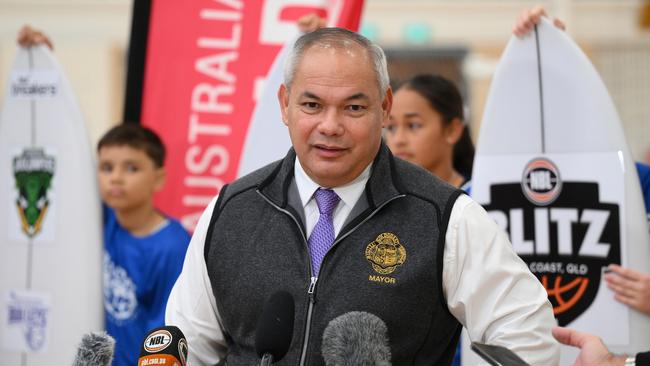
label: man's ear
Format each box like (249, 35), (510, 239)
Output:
(381, 87), (393, 127)
(278, 84), (290, 126)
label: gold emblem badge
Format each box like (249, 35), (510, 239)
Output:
(365, 233), (406, 274)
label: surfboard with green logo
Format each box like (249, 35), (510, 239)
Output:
(0, 44), (103, 365)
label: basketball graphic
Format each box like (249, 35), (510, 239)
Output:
(541, 275), (589, 315)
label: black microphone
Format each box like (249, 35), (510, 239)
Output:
(255, 291), (295, 366)
(138, 325), (188, 366)
(470, 342), (530, 366)
(321, 311), (391, 366)
(72, 331), (115, 366)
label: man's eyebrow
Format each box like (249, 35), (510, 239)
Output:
(299, 92), (371, 102)
(345, 93), (370, 102)
(301, 91), (321, 100)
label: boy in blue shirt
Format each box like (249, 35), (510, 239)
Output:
(97, 124), (190, 366)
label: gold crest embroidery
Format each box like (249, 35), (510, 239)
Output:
(365, 232), (406, 274)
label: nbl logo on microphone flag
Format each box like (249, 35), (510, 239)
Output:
(483, 157), (620, 326)
(139, 326), (187, 366)
(143, 329), (172, 353)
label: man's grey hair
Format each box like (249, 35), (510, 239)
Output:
(283, 28), (390, 95)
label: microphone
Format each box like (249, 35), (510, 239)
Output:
(321, 311), (391, 366)
(255, 290), (295, 366)
(138, 325), (188, 366)
(470, 342), (530, 366)
(72, 331), (115, 366)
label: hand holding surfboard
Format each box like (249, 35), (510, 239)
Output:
(16, 25), (53, 50)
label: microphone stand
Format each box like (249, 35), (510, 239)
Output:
(260, 353), (273, 366)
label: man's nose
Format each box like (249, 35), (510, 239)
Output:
(317, 108), (344, 136)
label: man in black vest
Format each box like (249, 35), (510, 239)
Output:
(166, 28), (559, 365)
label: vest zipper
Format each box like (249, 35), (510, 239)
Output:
(299, 194), (406, 366)
(256, 190), (316, 366)
(299, 276), (318, 366)
(257, 189), (406, 366)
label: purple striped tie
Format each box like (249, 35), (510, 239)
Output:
(308, 188), (340, 276)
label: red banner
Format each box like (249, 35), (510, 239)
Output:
(141, 0), (364, 230)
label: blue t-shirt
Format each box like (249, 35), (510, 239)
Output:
(103, 206), (190, 366)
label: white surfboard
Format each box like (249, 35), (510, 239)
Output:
(462, 18), (650, 365)
(0, 45), (103, 365)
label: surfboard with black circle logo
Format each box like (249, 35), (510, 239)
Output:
(461, 18), (650, 365)
(0, 45), (103, 365)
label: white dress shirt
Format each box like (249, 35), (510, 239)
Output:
(295, 160), (371, 239)
(166, 161), (560, 366)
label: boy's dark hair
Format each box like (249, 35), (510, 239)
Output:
(97, 124), (165, 168)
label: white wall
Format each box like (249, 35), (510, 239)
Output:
(0, 0), (131, 148)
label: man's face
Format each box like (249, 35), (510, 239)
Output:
(278, 44), (392, 188)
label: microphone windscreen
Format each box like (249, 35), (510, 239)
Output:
(138, 325), (188, 366)
(322, 311), (391, 366)
(254, 290), (295, 361)
(72, 331), (115, 366)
